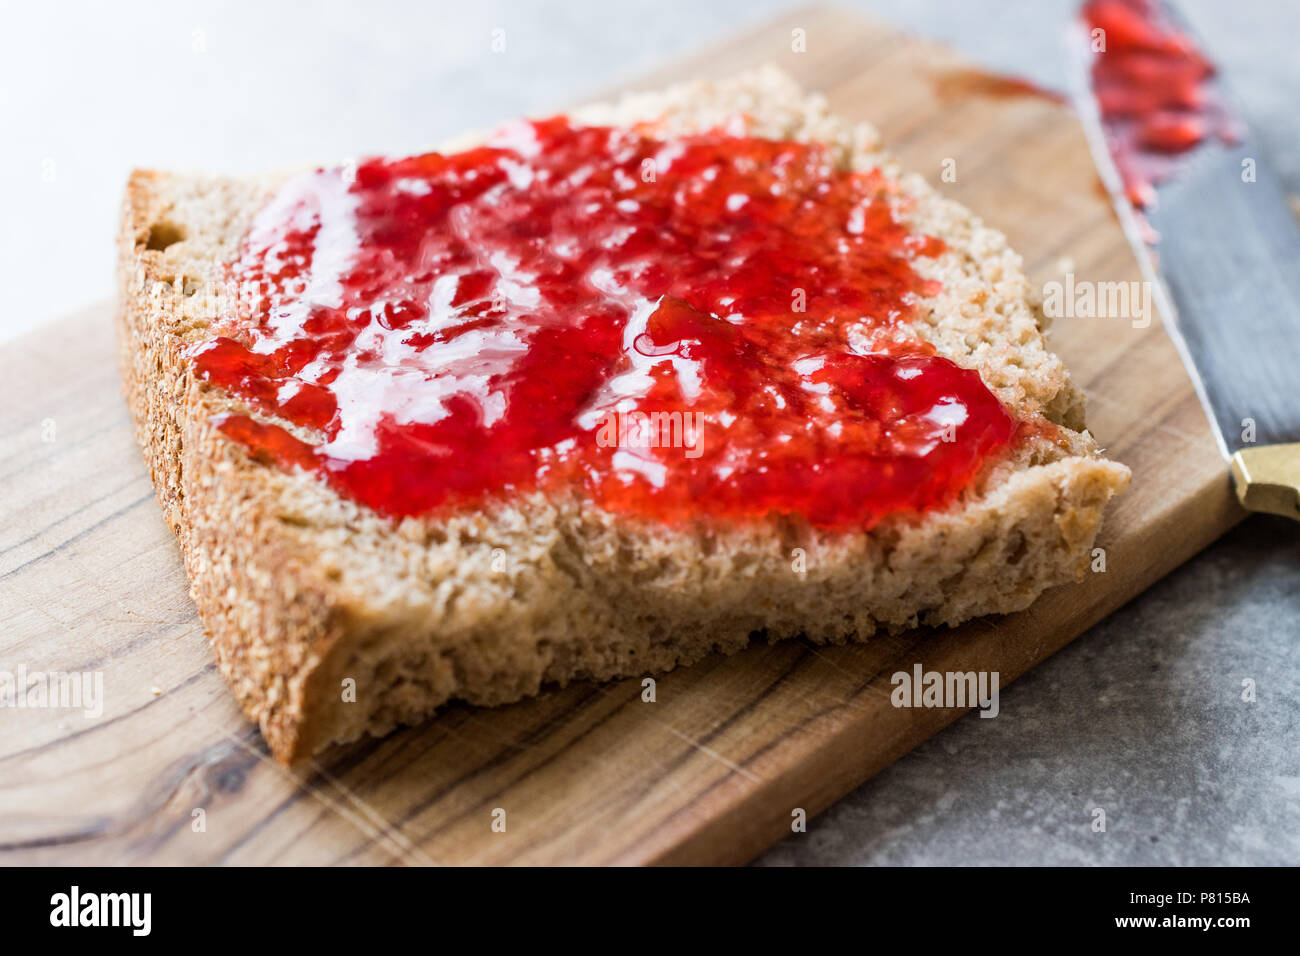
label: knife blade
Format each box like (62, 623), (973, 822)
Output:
(1071, 0), (1300, 519)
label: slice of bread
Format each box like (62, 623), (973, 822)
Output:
(117, 67), (1129, 764)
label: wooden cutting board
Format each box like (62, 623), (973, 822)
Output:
(0, 5), (1246, 865)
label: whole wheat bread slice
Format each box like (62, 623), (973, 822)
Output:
(117, 68), (1129, 763)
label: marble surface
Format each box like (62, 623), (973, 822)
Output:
(3, 0), (1296, 865)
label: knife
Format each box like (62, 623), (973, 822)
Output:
(1070, 0), (1300, 520)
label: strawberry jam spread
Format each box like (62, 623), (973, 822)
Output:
(191, 118), (1017, 530)
(1082, 0), (1235, 209)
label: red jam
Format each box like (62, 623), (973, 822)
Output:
(1082, 0), (1236, 208)
(192, 118), (1017, 529)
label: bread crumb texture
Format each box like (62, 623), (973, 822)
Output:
(117, 67), (1128, 762)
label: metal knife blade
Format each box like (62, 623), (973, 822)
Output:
(1071, 0), (1300, 518)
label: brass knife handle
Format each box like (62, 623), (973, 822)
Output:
(1230, 443), (1300, 520)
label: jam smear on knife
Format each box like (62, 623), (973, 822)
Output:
(1082, 0), (1237, 210)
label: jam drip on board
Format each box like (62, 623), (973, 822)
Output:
(1082, 0), (1237, 211)
(192, 118), (1017, 529)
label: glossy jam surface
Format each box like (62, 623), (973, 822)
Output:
(193, 118), (1017, 528)
(1082, 0), (1235, 209)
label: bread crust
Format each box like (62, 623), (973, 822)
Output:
(117, 69), (1129, 763)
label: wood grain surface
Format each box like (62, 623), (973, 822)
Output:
(0, 6), (1246, 865)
